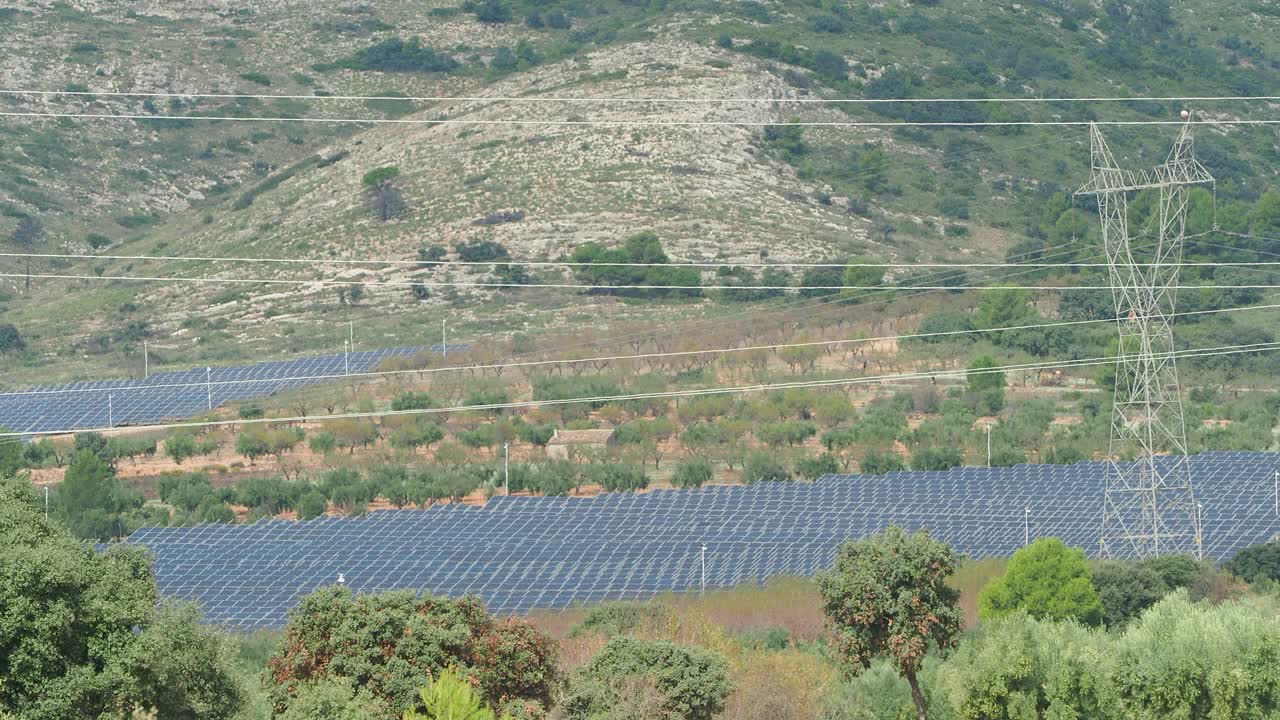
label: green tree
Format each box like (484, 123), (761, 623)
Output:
(297, 490), (328, 521)
(976, 287), (1035, 334)
(56, 449), (141, 540)
(0, 428), (22, 476)
(561, 636), (732, 720)
(817, 526), (963, 720)
(1090, 561), (1170, 629)
(403, 667), (495, 720)
(979, 538), (1104, 626)
(164, 432), (197, 465)
(939, 613), (1109, 719)
(840, 256), (884, 303)
(362, 165), (406, 222)
(0, 323), (24, 353)
(860, 449), (905, 475)
(0, 475), (242, 718)
(671, 458), (713, 489)
(1224, 541), (1280, 585)
(965, 354), (1006, 414)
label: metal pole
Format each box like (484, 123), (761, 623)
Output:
(987, 424), (992, 468)
(44, 486), (49, 520)
(206, 367), (212, 410)
(504, 443), (510, 495)
(1274, 470), (1278, 517)
(1024, 505), (1029, 546)
(143, 340), (148, 379)
(107, 393), (113, 428)
(701, 544), (707, 595)
(344, 340), (350, 376)
(442, 319), (447, 357)
(349, 320), (354, 350)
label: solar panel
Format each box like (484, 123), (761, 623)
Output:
(0, 344), (466, 434)
(115, 452), (1280, 631)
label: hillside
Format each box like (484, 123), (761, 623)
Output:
(3, 0), (1280, 384)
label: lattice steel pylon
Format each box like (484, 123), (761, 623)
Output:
(1075, 114), (1214, 559)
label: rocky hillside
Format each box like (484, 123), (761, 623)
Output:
(3, 0), (1280, 382)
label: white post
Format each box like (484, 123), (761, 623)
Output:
(701, 540), (711, 591)
(1024, 505), (1029, 546)
(44, 486), (49, 520)
(143, 340), (149, 379)
(504, 443), (510, 495)
(349, 320), (354, 350)
(107, 393), (113, 428)
(206, 367), (213, 410)
(1274, 470), (1278, 517)
(442, 319), (447, 358)
(986, 424), (992, 468)
(1196, 502), (1204, 561)
(344, 340), (350, 376)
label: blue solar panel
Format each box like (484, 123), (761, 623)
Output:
(116, 452), (1280, 631)
(0, 344), (466, 434)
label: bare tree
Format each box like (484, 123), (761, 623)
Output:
(9, 216), (41, 291)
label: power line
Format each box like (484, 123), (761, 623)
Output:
(4, 110), (1280, 127)
(7, 249), (1280, 270)
(7, 270), (1279, 291)
(2, 341), (1272, 439)
(2, 301), (1276, 400)
(7, 89), (1280, 104)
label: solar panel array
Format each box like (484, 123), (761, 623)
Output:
(119, 451), (1280, 631)
(0, 345), (460, 434)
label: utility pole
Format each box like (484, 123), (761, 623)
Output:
(503, 443), (510, 495)
(442, 319), (447, 358)
(1024, 505), (1030, 547)
(1274, 470), (1278, 517)
(44, 486), (49, 520)
(206, 367), (213, 410)
(143, 340), (149, 379)
(349, 320), (354, 350)
(107, 393), (113, 428)
(344, 340), (350, 376)
(1076, 111), (1212, 559)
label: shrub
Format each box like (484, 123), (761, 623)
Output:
(0, 323), (24, 353)
(266, 588), (556, 715)
(859, 449), (905, 475)
(561, 636), (732, 720)
(569, 602), (671, 638)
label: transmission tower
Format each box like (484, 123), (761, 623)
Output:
(1075, 113), (1214, 560)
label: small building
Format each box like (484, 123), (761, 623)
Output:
(546, 428), (616, 460)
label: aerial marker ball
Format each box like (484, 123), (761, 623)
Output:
(1180, 109), (1190, 119)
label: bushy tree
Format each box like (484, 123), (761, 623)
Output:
(0, 475), (242, 718)
(267, 588), (556, 716)
(164, 432), (197, 465)
(56, 449), (142, 540)
(560, 637), (732, 720)
(0, 323), (24, 353)
(1224, 541), (1280, 585)
(979, 538), (1104, 626)
(860, 449), (905, 475)
(671, 457), (713, 489)
(362, 165), (406, 222)
(818, 526), (963, 720)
